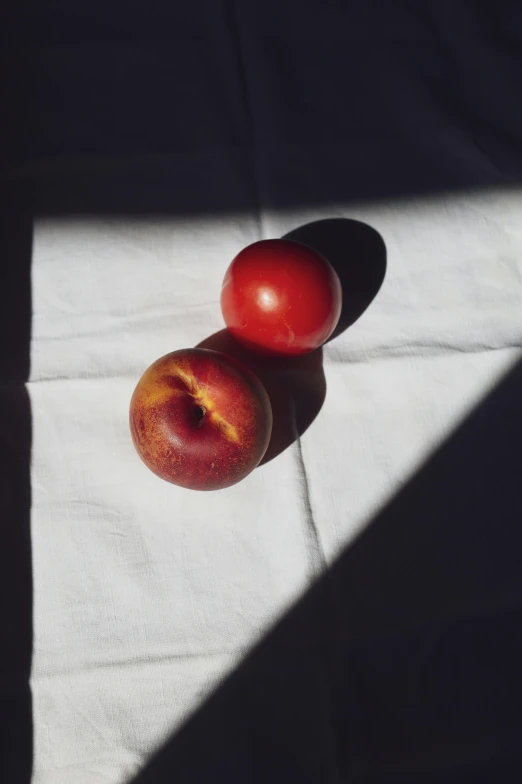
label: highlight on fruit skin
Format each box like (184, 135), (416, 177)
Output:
(129, 348), (272, 491)
(220, 238), (342, 356)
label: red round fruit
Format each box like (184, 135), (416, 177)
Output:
(220, 239), (342, 356)
(130, 348), (272, 490)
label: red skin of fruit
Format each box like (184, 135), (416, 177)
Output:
(220, 239), (342, 356)
(129, 348), (272, 490)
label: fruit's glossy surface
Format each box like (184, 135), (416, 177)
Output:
(221, 239), (342, 355)
(130, 348), (272, 490)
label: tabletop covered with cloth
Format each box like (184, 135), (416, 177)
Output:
(3, 2), (522, 782)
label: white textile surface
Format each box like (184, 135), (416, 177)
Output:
(29, 188), (522, 782)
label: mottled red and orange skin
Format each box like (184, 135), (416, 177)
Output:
(129, 348), (272, 490)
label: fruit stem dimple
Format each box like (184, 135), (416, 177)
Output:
(194, 405), (206, 422)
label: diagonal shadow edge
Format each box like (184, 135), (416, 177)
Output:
(132, 354), (522, 783)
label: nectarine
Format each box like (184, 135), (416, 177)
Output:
(130, 348), (272, 490)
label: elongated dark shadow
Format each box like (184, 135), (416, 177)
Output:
(0, 213), (34, 783)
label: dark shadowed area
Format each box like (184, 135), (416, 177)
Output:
(3, 2), (522, 217)
(0, 214), (33, 783)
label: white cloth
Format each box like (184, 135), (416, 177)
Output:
(29, 187), (522, 782)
